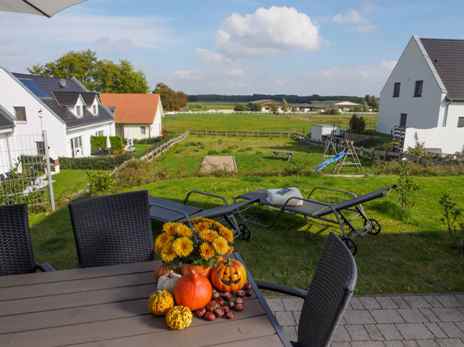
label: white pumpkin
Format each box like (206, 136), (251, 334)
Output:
(157, 271), (181, 293)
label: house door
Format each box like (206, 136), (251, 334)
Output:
(70, 136), (83, 158)
(400, 113), (408, 128)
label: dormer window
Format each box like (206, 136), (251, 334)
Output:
(76, 105), (83, 117)
(92, 104), (98, 115)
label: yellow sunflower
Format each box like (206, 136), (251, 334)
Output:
(175, 224), (193, 238)
(172, 237), (194, 257)
(198, 229), (219, 242)
(212, 236), (229, 255)
(162, 223), (177, 236)
(155, 232), (173, 254)
(199, 242), (215, 261)
(160, 242), (177, 263)
(218, 226), (234, 243)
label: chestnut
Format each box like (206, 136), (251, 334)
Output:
(225, 311), (235, 320)
(234, 303), (245, 312)
(195, 308), (207, 318)
(204, 312), (217, 321)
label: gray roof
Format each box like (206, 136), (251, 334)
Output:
(0, 106), (14, 130)
(420, 38), (464, 100)
(12, 73), (113, 128)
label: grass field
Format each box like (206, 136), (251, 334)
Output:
(165, 113), (377, 134)
(187, 102), (238, 111)
(26, 130), (464, 295)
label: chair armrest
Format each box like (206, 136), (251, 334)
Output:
(257, 281), (307, 299)
(184, 190), (228, 206)
(36, 262), (56, 272)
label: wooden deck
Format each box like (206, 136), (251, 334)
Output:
(0, 261), (289, 347)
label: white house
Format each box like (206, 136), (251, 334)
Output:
(101, 93), (163, 140)
(379, 36), (464, 154)
(0, 67), (115, 174)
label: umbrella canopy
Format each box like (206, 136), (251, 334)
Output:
(0, 0), (85, 17)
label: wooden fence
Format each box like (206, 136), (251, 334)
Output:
(189, 129), (304, 138)
(112, 132), (189, 175)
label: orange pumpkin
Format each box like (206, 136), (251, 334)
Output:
(210, 259), (247, 292)
(181, 264), (211, 277)
(173, 272), (212, 310)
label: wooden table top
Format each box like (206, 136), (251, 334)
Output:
(0, 261), (290, 347)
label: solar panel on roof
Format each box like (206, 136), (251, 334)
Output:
(19, 78), (49, 98)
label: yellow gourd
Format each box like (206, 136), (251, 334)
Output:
(148, 289), (174, 316)
(165, 305), (193, 330)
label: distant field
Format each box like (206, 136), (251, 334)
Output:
(165, 113), (378, 133)
(187, 102), (239, 111)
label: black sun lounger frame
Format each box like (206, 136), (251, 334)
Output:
(235, 186), (394, 254)
(149, 190), (258, 240)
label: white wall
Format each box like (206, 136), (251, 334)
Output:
(121, 102), (163, 140)
(404, 127), (464, 154)
(0, 68), (68, 159)
(444, 102), (464, 128)
(66, 122), (115, 157)
(378, 37), (445, 134)
(0, 131), (13, 175)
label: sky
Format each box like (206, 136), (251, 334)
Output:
(1, 0), (463, 96)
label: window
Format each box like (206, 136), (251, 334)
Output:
(14, 106), (27, 121)
(70, 136), (83, 158)
(414, 80), (424, 97)
(36, 141), (45, 156)
(393, 82), (401, 98)
(400, 113), (408, 128)
(458, 116), (464, 128)
(76, 105), (83, 117)
(140, 126), (146, 135)
(93, 104), (98, 115)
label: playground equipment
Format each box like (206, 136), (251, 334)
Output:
(315, 129), (363, 174)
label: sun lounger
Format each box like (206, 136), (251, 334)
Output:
(149, 190), (258, 240)
(235, 186), (394, 254)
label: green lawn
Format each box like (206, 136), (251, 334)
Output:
(133, 144), (152, 158)
(165, 113), (377, 134)
(25, 130), (464, 296)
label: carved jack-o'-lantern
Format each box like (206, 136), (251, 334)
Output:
(210, 259), (247, 292)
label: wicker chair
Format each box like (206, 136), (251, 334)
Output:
(257, 233), (358, 347)
(69, 190), (153, 268)
(0, 204), (55, 276)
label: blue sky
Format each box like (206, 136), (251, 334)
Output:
(1, 0), (463, 95)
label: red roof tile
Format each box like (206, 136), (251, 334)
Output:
(100, 93), (161, 124)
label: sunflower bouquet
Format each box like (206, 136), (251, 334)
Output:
(155, 218), (235, 267)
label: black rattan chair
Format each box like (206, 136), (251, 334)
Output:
(0, 204), (55, 276)
(69, 191), (153, 268)
(258, 233), (357, 347)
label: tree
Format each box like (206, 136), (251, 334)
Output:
(349, 114), (366, 133)
(153, 83), (188, 111)
(28, 50), (149, 93)
(234, 104), (247, 112)
(364, 94), (379, 111)
(282, 98), (289, 113)
(247, 102), (259, 112)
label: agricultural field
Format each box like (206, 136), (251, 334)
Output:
(164, 113), (378, 134)
(187, 102), (239, 111)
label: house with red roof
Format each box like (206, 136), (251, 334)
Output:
(100, 93), (163, 141)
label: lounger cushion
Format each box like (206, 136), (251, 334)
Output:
(266, 188), (304, 207)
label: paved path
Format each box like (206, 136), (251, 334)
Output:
(266, 293), (464, 347)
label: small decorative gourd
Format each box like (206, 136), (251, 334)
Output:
(148, 289), (174, 316)
(157, 271), (181, 293)
(165, 305), (193, 330)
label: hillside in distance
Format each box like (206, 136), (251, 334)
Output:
(188, 94), (368, 104)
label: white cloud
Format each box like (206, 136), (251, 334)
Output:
(196, 48), (233, 65)
(0, 12), (173, 72)
(333, 8), (375, 32)
(174, 69), (202, 80)
(216, 6), (321, 56)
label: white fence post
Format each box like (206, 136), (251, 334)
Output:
(42, 130), (56, 211)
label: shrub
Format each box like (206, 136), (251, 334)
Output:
(59, 153), (133, 170)
(439, 193), (462, 238)
(349, 114), (366, 133)
(91, 136), (108, 155)
(109, 136), (123, 154)
(114, 159), (157, 187)
(134, 136), (164, 145)
(394, 159), (419, 209)
(87, 171), (114, 196)
(234, 104), (247, 112)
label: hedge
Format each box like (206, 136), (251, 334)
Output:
(91, 136), (107, 155)
(59, 153), (133, 170)
(110, 136), (123, 153)
(133, 136), (164, 145)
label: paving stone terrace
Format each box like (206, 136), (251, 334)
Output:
(266, 293), (464, 347)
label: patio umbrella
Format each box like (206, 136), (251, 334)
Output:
(0, 0), (85, 17)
